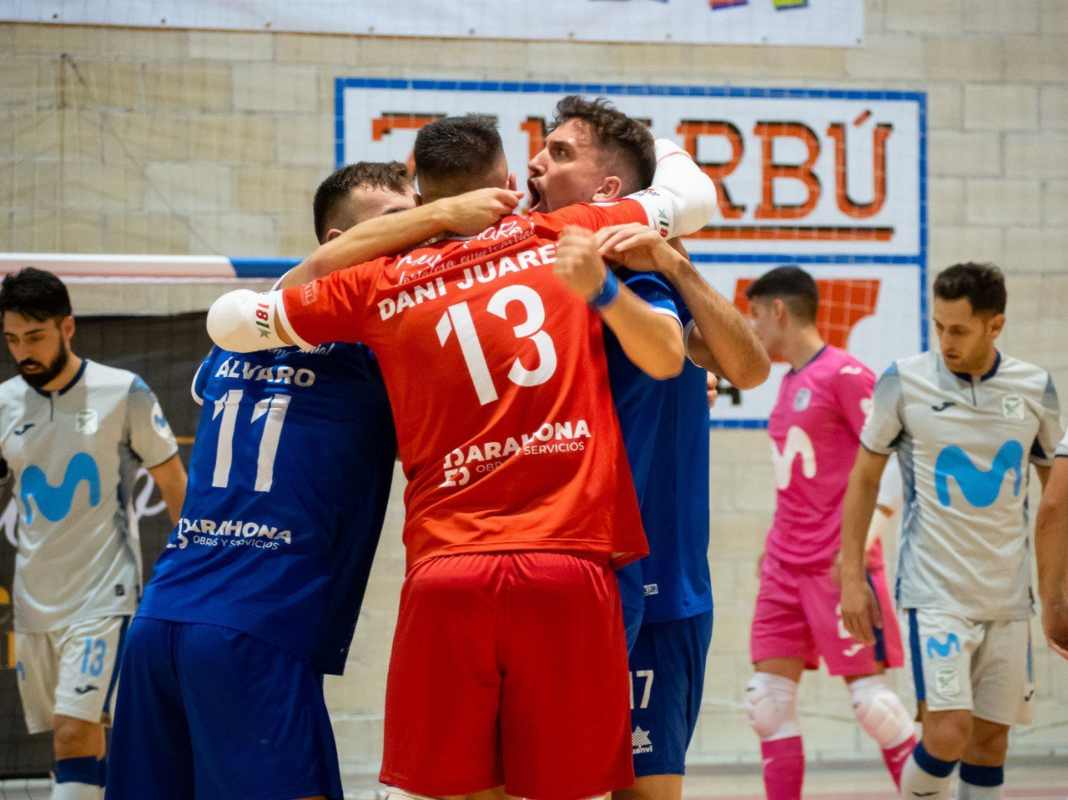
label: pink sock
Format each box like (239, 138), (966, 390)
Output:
(760, 736), (804, 800)
(881, 734), (917, 789)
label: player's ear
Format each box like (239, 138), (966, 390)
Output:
(592, 176), (624, 203)
(507, 173), (517, 192)
(324, 228), (345, 242)
(987, 312), (1006, 340)
(59, 315), (75, 341)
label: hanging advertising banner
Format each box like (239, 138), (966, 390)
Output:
(4, 1), (863, 47)
(338, 79), (927, 427)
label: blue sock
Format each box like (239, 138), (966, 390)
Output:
(958, 763), (1004, 799)
(54, 757), (101, 785)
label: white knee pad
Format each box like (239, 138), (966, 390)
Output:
(744, 672), (800, 741)
(849, 676), (915, 749)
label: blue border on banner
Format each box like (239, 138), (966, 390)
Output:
(334, 78), (928, 429)
(230, 257), (301, 279)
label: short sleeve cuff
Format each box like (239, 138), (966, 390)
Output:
(860, 436), (896, 456)
(276, 290), (316, 352)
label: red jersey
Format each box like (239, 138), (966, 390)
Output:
(279, 201), (653, 570)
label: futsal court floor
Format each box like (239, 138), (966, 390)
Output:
(2, 763), (1067, 799)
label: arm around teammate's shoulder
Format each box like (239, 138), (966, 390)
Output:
(555, 226), (683, 380)
(281, 188), (522, 289)
(593, 224), (768, 387)
(208, 262), (370, 354)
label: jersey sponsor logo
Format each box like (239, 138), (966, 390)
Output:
(213, 357), (316, 388)
(643, 583), (659, 596)
(13, 422), (34, 436)
(440, 419), (591, 488)
(925, 633), (961, 659)
(771, 426), (817, 490)
(934, 440), (1023, 508)
(20, 453), (101, 524)
(632, 726), (654, 755)
(1002, 394), (1025, 420)
(792, 387), (812, 411)
(167, 515), (293, 551)
(75, 409), (98, 435)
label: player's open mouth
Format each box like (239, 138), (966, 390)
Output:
(527, 179), (544, 212)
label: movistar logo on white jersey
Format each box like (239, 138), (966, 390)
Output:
(771, 426), (817, 490)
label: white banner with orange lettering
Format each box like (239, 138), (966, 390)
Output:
(338, 79), (927, 426)
(4, 1), (864, 47)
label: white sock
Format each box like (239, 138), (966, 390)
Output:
(900, 743), (957, 800)
(957, 784), (1002, 800)
(52, 783), (102, 800)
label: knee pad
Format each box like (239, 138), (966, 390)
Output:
(744, 672), (800, 741)
(850, 676), (915, 749)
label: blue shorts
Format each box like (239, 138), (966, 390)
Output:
(106, 617), (342, 800)
(617, 562), (645, 653)
(628, 611), (713, 777)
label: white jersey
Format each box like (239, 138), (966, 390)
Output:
(0, 360), (178, 632)
(1058, 428), (1068, 458)
(861, 350), (1062, 621)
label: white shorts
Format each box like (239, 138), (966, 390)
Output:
(904, 608), (1034, 727)
(14, 615), (130, 734)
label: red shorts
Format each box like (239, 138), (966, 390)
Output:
(750, 553), (905, 676)
(380, 551), (633, 800)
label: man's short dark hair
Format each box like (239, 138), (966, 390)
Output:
(413, 115), (505, 198)
(932, 262), (1007, 316)
(550, 96), (656, 194)
(745, 266), (819, 324)
(313, 161), (412, 242)
(0, 268), (72, 322)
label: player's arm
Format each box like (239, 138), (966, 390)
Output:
(840, 364), (905, 645)
(279, 188), (522, 289)
(1036, 449), (1068, 658)
(209, 260), (374, 353)
(594, 224), (769, 388)
(864, 455), (902, 553)
(148, 454), (187, 526)
(125, 377), (186, 524)
(555, 227), (683, 379)
(840, 447), (889, 646)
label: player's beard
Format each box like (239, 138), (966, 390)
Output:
(18, 341), (70, 389)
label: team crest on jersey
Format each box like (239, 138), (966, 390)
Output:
(75, 409), (99, 435)
(792, 388), (812, 412)
(150, 401), (172, 435)
(1002, 394), (1025, 420)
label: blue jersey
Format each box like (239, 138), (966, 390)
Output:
(606, 270), (713, 625)
(138, 344), (396, 674)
